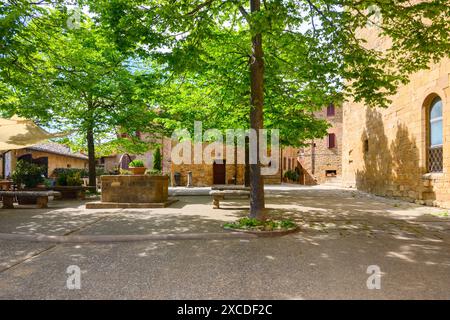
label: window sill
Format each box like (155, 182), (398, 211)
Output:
(422, 172), (444, 180)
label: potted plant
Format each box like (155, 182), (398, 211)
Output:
(128, 159), (146, 175)
(53, 169), (85, 199)
(11, 160), (45, 204)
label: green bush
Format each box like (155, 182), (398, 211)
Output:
(56, 171), (83, 186)
(129, 159), (145, 167)
(11, 160), (45, 188)
(119, 168), (132, 175)
(43, 178), (54, 188)
(146, 169), (162, 176)
(53, 167), (105, 178)
(66, 172), (83, 186)
(223, 218), (297, 231)
(53, 168), (87, 178)
(56, 173), (68, 186)
(283, 170), (299, 182)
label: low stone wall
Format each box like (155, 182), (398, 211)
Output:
(101, 175), (169, 203)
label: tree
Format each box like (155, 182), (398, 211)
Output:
(86, 0), (449, 219)
(153, 146), (162, 172)
(0, 8), (160, 187)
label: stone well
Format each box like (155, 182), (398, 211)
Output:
(86, 175), (175, 209)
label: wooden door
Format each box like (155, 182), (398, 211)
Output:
(213, 160), (226, 185)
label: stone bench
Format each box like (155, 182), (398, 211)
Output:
(0, 191), (60, 209)
(211, 185), (250, 191)
(209, 190), (250, 209)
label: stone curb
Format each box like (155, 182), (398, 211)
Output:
(223, 226), (300, 237)
(0, 232), (257, 243)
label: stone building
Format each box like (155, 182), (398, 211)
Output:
(104, 111), (343, 187)
(170, 141), (283, 187)
(170, 142), (246, 187)
(0, 142), (88, 178)
(281, 104), (343, 185)
(342, 26), (450, 207)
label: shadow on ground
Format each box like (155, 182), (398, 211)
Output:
(1, 186), (450, 299)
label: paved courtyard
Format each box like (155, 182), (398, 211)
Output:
(1, 185), (450, 299)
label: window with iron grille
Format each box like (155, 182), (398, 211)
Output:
(428, 97), (443, 172)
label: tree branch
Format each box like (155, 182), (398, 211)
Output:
(187, 0), (215, 16)
(305, 0), (335, 28)
(238, 5), (250, 22)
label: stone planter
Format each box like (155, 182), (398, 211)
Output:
(223, 226), (300, 237)
(129, 167), (146, 175)
(53, 186), (85, 200)
(86, 175), (175, 209)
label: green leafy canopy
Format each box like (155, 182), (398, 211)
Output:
(83, 0), (449, 146)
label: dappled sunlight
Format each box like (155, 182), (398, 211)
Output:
(1, 186), (449, 244)
(1, 185), (450, 299)
(386, 249), (417, 263)
(0, 203), (105, 236)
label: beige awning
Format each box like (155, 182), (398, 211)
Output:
(0, 116), (67, 151)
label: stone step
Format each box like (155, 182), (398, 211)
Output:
(322, 178), (343, 186)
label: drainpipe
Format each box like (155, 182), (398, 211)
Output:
(280, 146), (283, 182)
(234, 142), (237, 185)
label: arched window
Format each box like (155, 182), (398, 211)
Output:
(428, 97), (443, 172)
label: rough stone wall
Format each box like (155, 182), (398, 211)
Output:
(342, 58), (450, 205)
(102, 155), (120, 172)
(162, 137), (172, 175)
(281, 146), (299, 181)
(284, 106), (343, 185)
(169, 141), (282, 187)
(101, 175), (169, 203)
(170, 141), (247, 187)
(342, 23), (450, 207)
(111, 135), (283, 187)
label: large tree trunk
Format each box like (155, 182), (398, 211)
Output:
(86, 126), (96, 189)
(245, 136), (250, 187)
(248, 0), (265, 219)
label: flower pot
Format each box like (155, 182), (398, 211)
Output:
(129, 167), (146, 175)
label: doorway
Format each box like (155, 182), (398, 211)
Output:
(213, 160), (226, 185)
